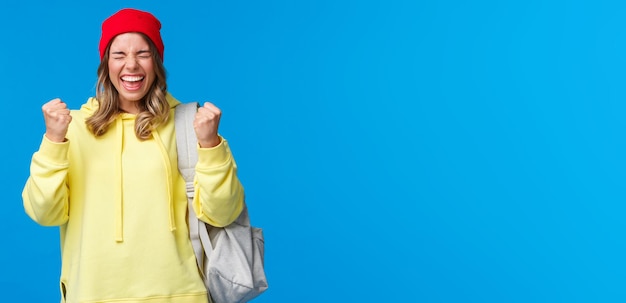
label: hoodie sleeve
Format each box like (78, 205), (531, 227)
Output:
(191, 136), (244, 227)
(22, 135), (70, 226)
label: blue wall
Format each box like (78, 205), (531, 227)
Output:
(2, 0), (625, 302)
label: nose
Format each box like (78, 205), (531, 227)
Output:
(125, 56), (139, 69)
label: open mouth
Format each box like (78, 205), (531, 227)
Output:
(121, 75), (145, 91)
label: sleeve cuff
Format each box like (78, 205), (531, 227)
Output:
(37, 135), (70, 165)
(196, 135), (232, 168)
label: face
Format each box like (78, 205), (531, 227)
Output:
(108, 32), (156, 112)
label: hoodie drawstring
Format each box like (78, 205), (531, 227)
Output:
(115, 118), (124, 242)
(114, 118), (177, 242)
(152, 130), (177, 232)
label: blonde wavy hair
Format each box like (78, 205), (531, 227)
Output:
(86, 33), (169, 140)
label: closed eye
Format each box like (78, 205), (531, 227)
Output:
(137, 50), (152, 59)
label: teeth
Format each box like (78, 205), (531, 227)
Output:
(122, 76), (144, 82)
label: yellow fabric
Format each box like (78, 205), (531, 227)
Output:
(22, 94), (244, 303)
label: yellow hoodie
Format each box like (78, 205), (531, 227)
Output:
(22, 94), (244, 303)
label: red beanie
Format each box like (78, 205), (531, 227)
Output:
(99, 8), (164, 61)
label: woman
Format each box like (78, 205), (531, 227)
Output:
(22, 8), (244, 303)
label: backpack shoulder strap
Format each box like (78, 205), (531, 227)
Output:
(175, 101), (199, 183)
(174, 102), (207, 275)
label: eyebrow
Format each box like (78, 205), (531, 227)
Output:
(111, 50), (152, 56)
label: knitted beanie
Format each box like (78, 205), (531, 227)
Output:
(99, 8), (164, 61)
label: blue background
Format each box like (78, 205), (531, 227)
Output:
(2, 0), (625, 302)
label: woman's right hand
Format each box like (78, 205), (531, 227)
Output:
(42, 98), (72, 143)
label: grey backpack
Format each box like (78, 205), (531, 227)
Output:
(174, 101), (268, 303)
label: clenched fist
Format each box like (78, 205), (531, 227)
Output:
(194, 102), (222, 148)
(42, 98), (72, 143)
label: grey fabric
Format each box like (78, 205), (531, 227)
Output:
(175, 102), (268, 303)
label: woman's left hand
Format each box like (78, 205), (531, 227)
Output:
(193, 101), (222, 148)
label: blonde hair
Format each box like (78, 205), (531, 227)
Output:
(86, 33), (169, 140)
